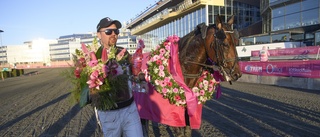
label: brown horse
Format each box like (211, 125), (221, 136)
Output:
(138, 14), (242, 137)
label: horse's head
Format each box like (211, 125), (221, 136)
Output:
(205, 15), (242, 82)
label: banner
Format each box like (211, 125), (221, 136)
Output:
(251, 46), (320, 57)
(239, 60), (320, 78)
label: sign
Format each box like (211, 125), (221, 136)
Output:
(239, 60), (320, 78)
(251, 46), (320, 57)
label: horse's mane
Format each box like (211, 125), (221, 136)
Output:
(178, 28), (204, 64)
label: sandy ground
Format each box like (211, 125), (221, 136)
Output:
(0, 68), (319, 137)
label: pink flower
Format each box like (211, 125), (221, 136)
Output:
(159, 65), (164, 71)
(153, 55), (159, 61)
(88, 52), (98, 67)
(160, 80), (167, 87)
(87, 70), (103, 90)
(156, 60), (162, 65)
(173, 88), (179, 93)
(159, 71), (165, 77)
(117, 48), (126, 61)
(162, 88), (167, 94)
(199, 83), (203, 88)
(192, 87), (199, 92)
(90, 70), (99, 79)
(81, 43), (89, 54)
(164, 77), (170, 82)
(203, 80), (209, 86)
(78, 57), (86, 67)
(101, 47), (108, 63)
(208, 87), (213, 92)
(74, 67), (82, 78)
(159, 48), (166, 55)
(167, 82), (172, 87)
(165, 45), (170, 51)
(175, 95), (181, 101)
(200, 90), (205, 95)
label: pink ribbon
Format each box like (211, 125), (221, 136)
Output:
(213, 70), (224, 99)
(168, 36), (197, 116)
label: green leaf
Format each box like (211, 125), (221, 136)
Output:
(96, 46), (102, 59)
(79, 86), (90, 107)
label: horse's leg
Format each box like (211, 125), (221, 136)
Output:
(172, 127), (184, 137)
(184, 109), (192, 137)
(141, 119), (149, 137)
(184, 126), (192, 137)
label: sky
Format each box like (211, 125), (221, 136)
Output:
(0, 0), (157, 46)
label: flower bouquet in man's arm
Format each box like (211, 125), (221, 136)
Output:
(67, 37), (131, 110)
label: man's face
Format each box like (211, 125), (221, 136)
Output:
(97, 24), (119, 48)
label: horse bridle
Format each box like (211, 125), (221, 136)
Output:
(183, 24), (239, 82)
(212, 24), (239, 81)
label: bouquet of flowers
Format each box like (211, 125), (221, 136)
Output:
(68, 37), (130, 110)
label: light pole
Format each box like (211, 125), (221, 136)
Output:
(0, 29), (3, 80)
(0, 29), (3, 66)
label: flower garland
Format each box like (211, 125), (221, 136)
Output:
(69, 37), (130, 110)
(147, 35), (219, 107)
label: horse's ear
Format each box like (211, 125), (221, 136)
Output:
(215, 14), (222, 24)
(217, 23), (222, 30)
(227, 15), (235, 25)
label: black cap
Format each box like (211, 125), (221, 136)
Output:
(96, 17), (122, 32)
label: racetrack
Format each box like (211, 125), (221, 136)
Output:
(0, 68), (319, 137)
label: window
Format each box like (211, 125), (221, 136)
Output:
(272, 16), (285, 31)
(272, 33), (289, 42)
(241, 37), (254, 45)
(302, 0), (319, 11)
(286, 2), (300, 15)
(301, 9), (319, 26)
(272, 7), (285, 18)
(285, 13), (301, 29)
(255, 36), (271, 44)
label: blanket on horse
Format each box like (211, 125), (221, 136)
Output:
(134, 52), (203, 129)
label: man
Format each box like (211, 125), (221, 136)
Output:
(95, 17), (143, 137)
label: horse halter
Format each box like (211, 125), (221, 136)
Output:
(208, 24), (239, 81)
(182, 23), (239, 82)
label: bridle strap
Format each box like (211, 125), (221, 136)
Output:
(184, 60), (220, 71)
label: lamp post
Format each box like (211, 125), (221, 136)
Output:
(0, 29), (3, 66)
(0, 29), (3, 80)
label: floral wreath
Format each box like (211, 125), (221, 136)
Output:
(68, 37), (130, 110)
(147, 35), (219, 107)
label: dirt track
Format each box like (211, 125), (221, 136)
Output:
(0, 68), (319, 137)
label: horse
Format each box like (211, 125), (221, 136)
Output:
(134, 14), (242, 137)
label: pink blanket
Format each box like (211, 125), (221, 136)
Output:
(134, 52), (202, 129)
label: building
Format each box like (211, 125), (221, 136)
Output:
(50, 29), (138, 63)
(241, 0), (320, 46)
(1, 39), (57, 68)
(126, 0), (261, 52)
(49, 33), (94, 62)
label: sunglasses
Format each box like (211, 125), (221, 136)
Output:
(102, 29), (120, 35)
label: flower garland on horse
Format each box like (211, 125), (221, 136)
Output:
(147, 35), (220, 107)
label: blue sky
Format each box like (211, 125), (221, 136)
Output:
(0, 0), (156, 45)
